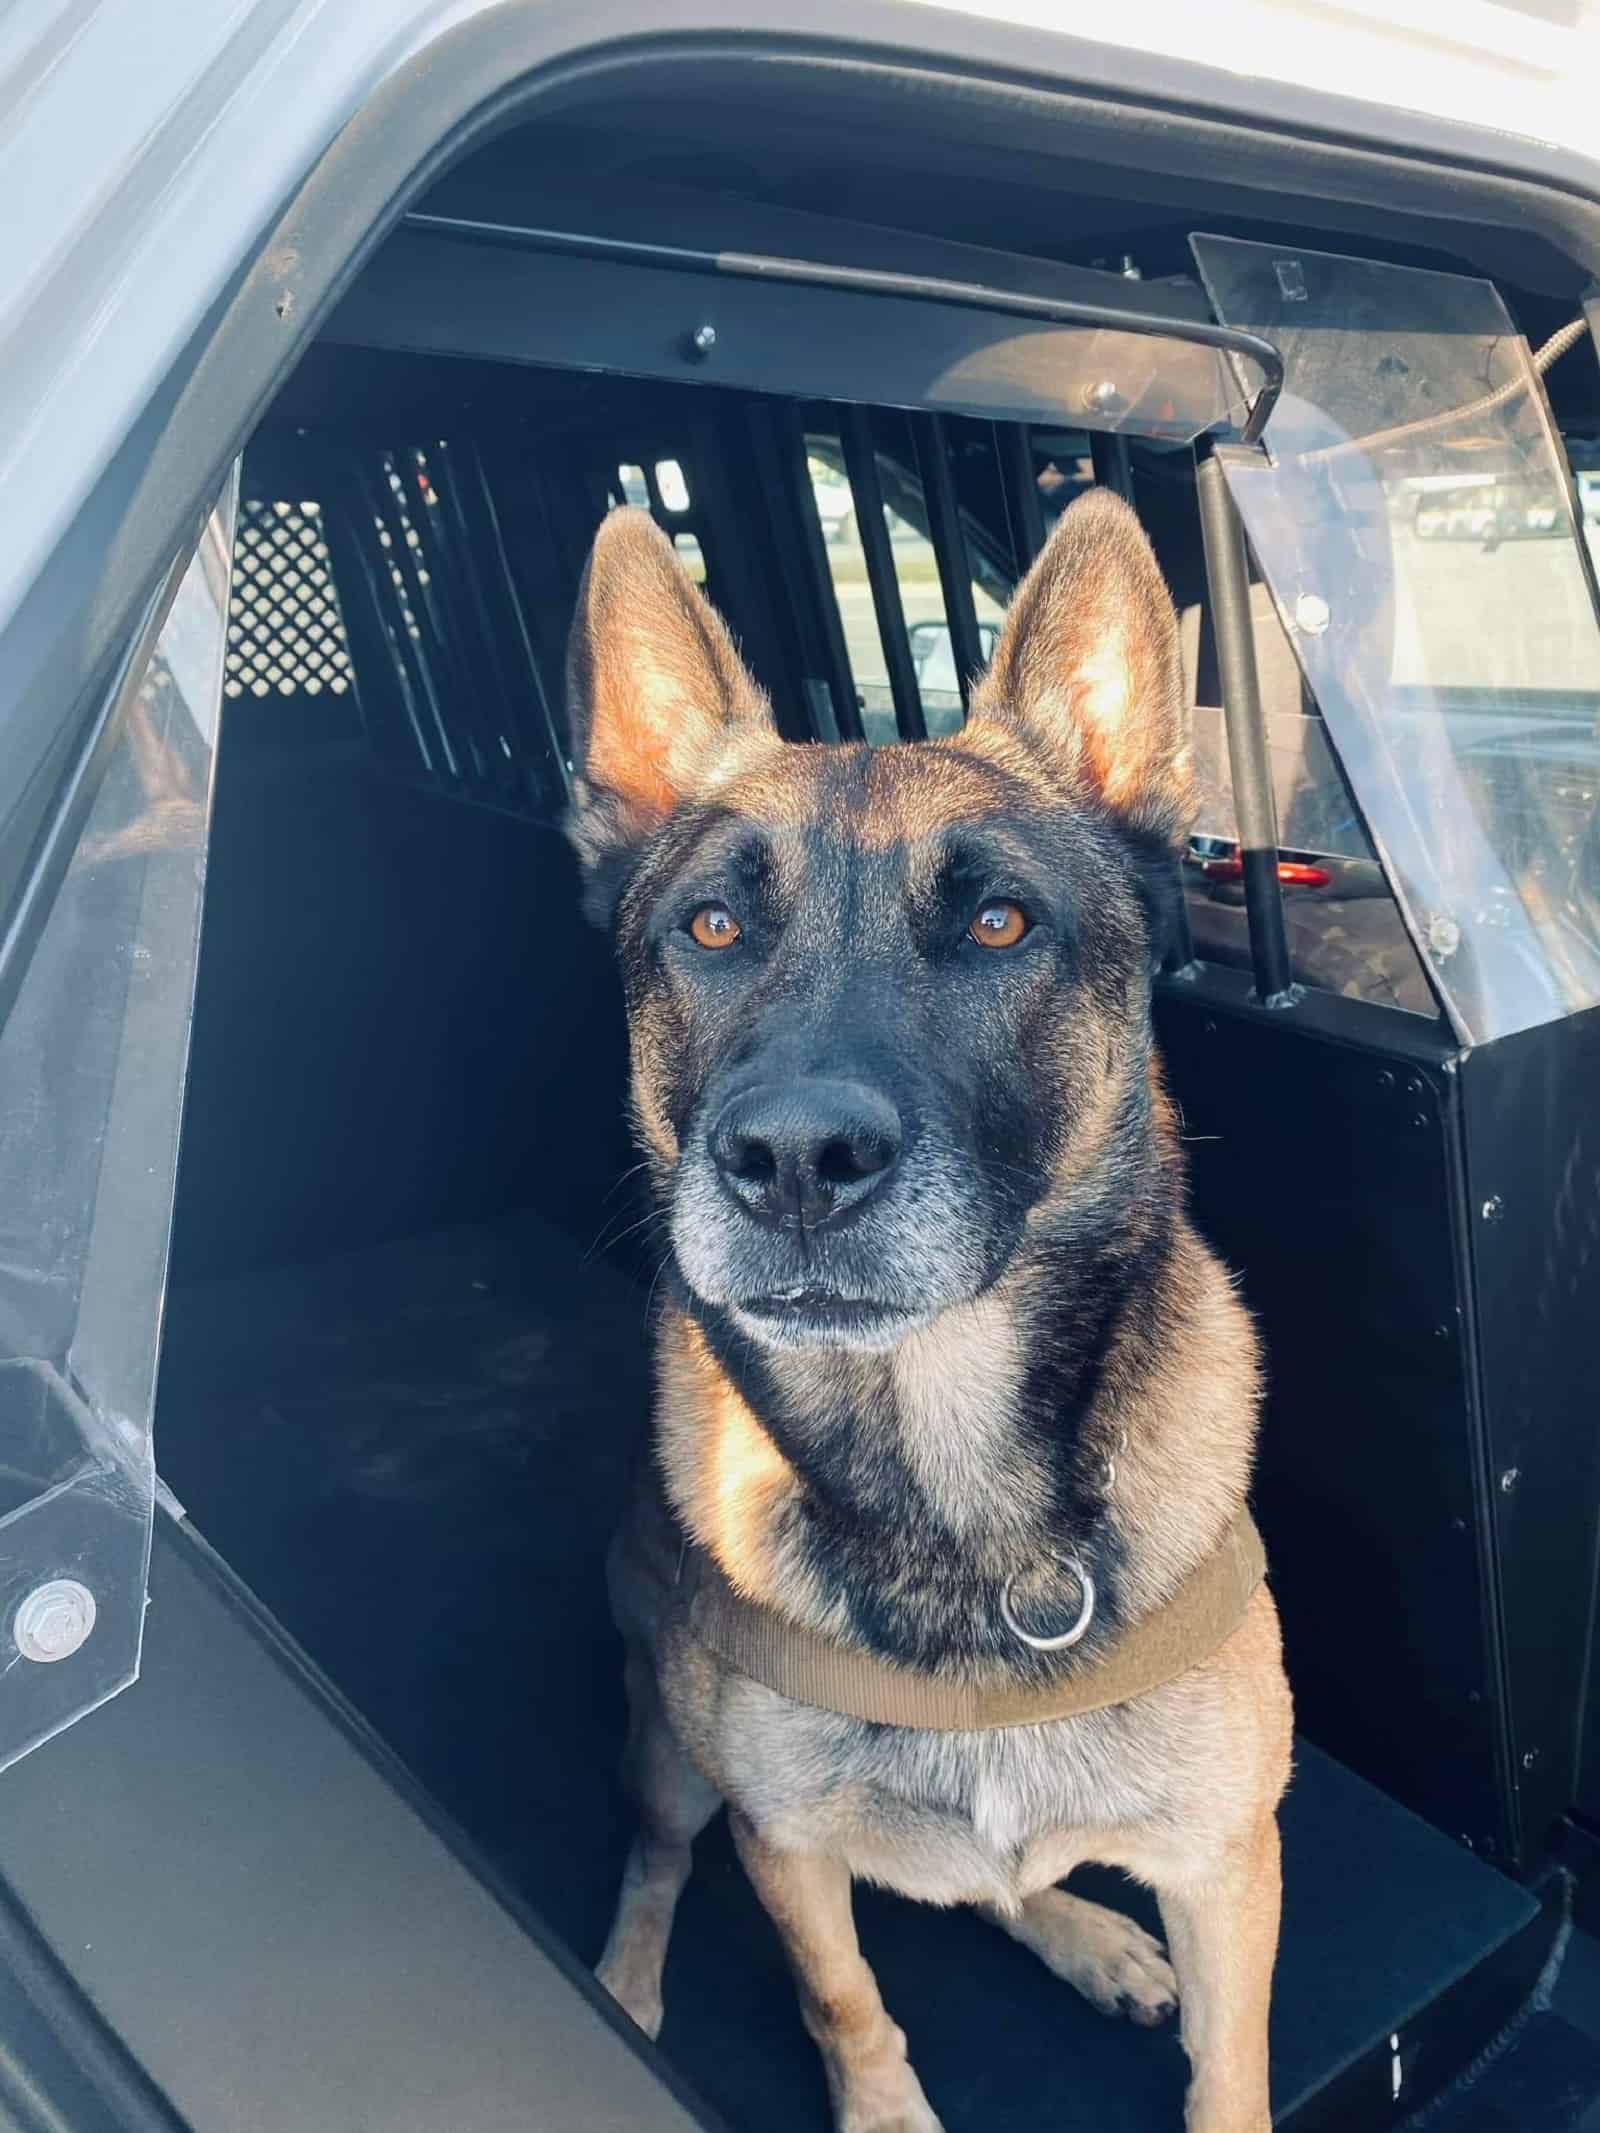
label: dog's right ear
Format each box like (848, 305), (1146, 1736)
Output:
(565, 508), (773, 923)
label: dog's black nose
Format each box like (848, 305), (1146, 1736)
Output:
(709, 1080), (901, 1227)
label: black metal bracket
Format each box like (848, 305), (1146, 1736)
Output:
(404, 211), (1285, 446)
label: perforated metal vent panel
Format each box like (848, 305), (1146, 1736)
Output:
(225, 499), (354, 700)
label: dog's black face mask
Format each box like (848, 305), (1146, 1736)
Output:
(565, 493), (1192, 1352)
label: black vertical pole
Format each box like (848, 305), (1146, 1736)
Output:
(1194, 446), (1296, 1006)
(912, 414), (986, 709)
(840, 406), (925, 740)
(1090, 430), (1135, 505)
(998, 423), (1047, 570)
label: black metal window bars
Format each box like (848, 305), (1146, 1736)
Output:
(407, 210), (1294, 1006)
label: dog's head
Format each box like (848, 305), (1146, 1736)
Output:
(566, 492), (1191, 1353)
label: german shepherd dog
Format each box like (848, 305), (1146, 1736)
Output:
(566, 492), (1292, 2133)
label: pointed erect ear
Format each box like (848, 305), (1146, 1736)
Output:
(969, 488), (1193, 847)
(565, 509), (774, 917)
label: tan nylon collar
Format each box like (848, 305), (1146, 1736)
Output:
(675, 1513), (1266, 1731)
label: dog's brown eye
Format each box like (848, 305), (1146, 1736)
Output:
(688, 903), (742, 950)
(969, 900), (1029, 949)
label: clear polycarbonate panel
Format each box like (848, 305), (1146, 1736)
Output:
(1193, 234), (1600, 1043)
(914, 315), (1261, 444)
(0, 478), (233, 1771)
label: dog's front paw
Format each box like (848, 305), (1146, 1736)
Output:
(838, 2080), (945, 2133)
(830, 2032), (946, 2133)
(594, 1953), (664, 2042)
(1011, 1889), (1179, 2028)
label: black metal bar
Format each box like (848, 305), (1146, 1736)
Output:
(405, 211), (1284, 445)
(748, 403), (862, 741)
(839, 406), (924, 740)
(686, 409), (810, 742)
(456, 436), (570, 804)
(400, 445), (518, 800)
(362, 452), (462, 780)
(328, 453), (440, 776)
(1090, 431), (1135, 504)
(913, 416), (986, 712)
(1194, 446), (1296, 1007)
(997, 424), (1046, 571)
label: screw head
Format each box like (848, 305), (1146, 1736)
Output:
(13, 1580), (96, 1663)
(1500, 1466), (1520, 1495)
(1295, 592), (1331, 635)
(1481, 1195), (1504, 1223)
(688, 323), (717, 358)
(1521, 1748), (1540, 1771)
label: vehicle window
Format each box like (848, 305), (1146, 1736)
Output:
(655, 460), (691, 514)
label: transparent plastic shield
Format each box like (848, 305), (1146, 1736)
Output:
(1193, 235), (1600, 1042)
(0, 481), (233, 1770)
(915, 317), (1260, 443)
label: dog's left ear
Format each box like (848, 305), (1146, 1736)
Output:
(969, 488), (1192, 848)
(565, 508), (775, 920)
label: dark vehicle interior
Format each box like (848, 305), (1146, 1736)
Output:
(124, 64), (1600, 2133)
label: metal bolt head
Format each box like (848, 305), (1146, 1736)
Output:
(1499, 1466), (1520, 1495)
(1481, 1195), (1504, 1223)
(1426, 913), (1461, 961)
(13, 1579), (96, 1664)
(689, 323), (717, 357)
(1295, 592), (1331, 635)
(1083, 379), (1124, 414)
(1521, 1748), (1540, 1771)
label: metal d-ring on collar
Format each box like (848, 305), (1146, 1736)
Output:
(1000, 1557), (1097, 1652)
(1000, 1429), (1124, 1653)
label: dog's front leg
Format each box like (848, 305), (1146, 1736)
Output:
(730, 1812), (945, 2133)
(596, 1643), (720, 2039)
(1155, 1812), (1281, 2133)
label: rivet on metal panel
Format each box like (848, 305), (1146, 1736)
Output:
(687, 323), (717, 360)
(12, 1580), (97, 1663)
(1294, 593), (1331, 635)
(1521, 1748), (1540, 1770)
(1411, 1112), (1429, 1131)
(1481, 1196), (1505, 1222)
(1377, 1069), (1395, 1090)
(1500, 1467), (1520, 1495)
